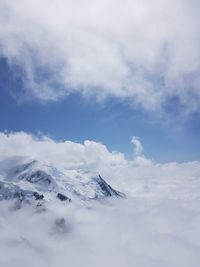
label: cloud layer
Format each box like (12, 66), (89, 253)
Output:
(1, 131), (200, 196)
(1, 196), (200, 267)
(1, 132), (200, 266)
(0, 0), (200, 114)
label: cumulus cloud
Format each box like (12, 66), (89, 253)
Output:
(0, 0), (200, 115)
(1, 131), (200, 196)
(0, 131), (126, 171)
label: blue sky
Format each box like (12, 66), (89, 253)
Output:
(0, 1), (200, 163)
(1, 58), (200, 163)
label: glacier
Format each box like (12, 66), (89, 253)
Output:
(0, 159), (124, 207)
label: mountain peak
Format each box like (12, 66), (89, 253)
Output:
(0, 159), (124, 206)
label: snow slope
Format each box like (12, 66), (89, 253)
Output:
(0, 159), (123, 205)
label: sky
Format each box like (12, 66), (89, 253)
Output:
(1, 3), (200, 266)
(0, 0), (200, 162)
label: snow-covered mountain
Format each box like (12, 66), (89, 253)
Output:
(0, 159), (124, 206)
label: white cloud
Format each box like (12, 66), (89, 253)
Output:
(131, 136), (143, 156)
(1, 132), (200, 266)
(0, 132), (126, 171)
(0, 0), (200, 115)
(0, 181), (200, 267)
(0, 131), (200, 196)
(130, 136), (153, 166)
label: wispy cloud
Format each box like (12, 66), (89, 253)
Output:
(131, 136), (143, 157)
(0, 0), (200, 115)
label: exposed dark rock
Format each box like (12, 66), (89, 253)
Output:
(57, 193), (71, 202)
(95, 175), (125, 198)
(33, 192), (44, 200)
(26, 171), (52, 184)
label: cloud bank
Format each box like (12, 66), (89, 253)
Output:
(1, 131), (200, 196)
(1, 196), (200, 267)
(0, 0), (200, 115)
(1, 132), (200, 267)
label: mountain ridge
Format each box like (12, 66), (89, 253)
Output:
(0, 159), (124, 206)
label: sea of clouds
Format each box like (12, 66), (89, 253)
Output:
(0, 132), (200, 267)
